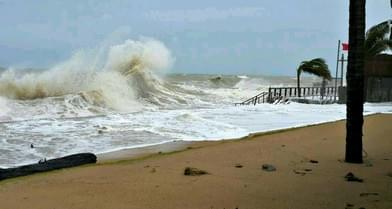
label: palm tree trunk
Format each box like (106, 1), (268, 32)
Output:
(297, 71), (301, 97)
(345, 0), (366, 163)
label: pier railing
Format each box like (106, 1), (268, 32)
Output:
(235, 92), (269, 106)
(235, 86), (338, 105)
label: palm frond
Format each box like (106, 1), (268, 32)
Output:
(365, 19), (392, 57)
(297, 58), (332, 80)
(367, 39), (392, 56)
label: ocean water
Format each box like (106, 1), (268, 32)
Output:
(0, 39), (391, 168)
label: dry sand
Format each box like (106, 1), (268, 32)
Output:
(0, 114), (391, 209)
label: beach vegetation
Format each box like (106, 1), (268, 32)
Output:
(296, 58), (332, 97)
(365, 19), (392, 58)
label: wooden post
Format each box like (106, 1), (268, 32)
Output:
(334, 40), (341, 101)
(268, 87), (272, 103)
(341, 53), (345, 87)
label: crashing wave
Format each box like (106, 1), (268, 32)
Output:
(0, 38), (188, 114)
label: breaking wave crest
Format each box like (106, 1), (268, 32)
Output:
(0, 38), (181, 113)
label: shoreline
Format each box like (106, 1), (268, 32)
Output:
(96, 113), (375, 164)
(0, 112), (388, 169)
(1, 113), (391, 209)
(1, 102), (391, 169)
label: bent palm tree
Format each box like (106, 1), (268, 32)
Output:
(365, 19), (392, 58)
(296, 58), (332, 97)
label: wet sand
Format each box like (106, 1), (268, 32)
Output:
(0, 114), (391, 209)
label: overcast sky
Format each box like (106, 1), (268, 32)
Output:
(0, 0), (390, 75)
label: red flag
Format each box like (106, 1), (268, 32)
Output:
(342, 43), (349, 51)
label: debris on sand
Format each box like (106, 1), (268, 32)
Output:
(344, 172), (363, 182)
(262, 164), (276, 172)
(293, 169), (306, 176)
(359, 192), (379, 197)
(184, 167), (209, 176)
(293, 168), (312, 176)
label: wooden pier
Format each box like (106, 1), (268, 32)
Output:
(235, 86), (338, 105)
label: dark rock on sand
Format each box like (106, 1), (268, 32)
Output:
(262, 164), (276, 172)
(359, 192), (379, 197)
(0, 153), (97, 181)
(293, 169), (306, 176)
(235, 164), (243, 168)
(344, 172), (363, 182)
(345, 203), (354, 208)
(309, 160), (319, 164)
(184, 167), (209, 176)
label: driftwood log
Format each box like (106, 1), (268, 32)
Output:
(0, 153), (97, 181)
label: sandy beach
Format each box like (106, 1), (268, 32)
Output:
(0, 114), (391, 209)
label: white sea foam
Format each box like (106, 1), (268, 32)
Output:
(0, 38), (391, 168)
(0, 38), (175, 114)
(0, 96), (10, 119)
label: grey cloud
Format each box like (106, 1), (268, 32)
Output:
(145, 7), (265, 22)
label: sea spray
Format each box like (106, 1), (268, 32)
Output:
(0, 38), (175, 112)
(104, 38), (174, 75)
(0, 97), (10, 119)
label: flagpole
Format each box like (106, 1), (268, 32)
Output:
(334, 40), (341, 102)
(341, 53), (345, 87)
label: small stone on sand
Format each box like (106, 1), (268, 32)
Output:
(184, 167), (209, 176)
(262, 164), (276, 172)
(235, 164), (243, 168)
(344, 172), (363, 182)
(346, 203), (354, 207)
